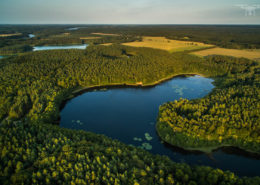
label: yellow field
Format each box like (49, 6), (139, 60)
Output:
(192, 48), (260, 61)
(91, 32), (120, 36)
(80, 37), (101, 40)
(122, 37), (213, 52)
(0, 33), (22, 37)
(49, 33), (71, 38)
(100, 43), (113, 46)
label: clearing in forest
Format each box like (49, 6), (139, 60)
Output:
(100, 43), (113, 46)
(0, 33), (22, 37)
(80, 37), (101, 40)
(192, 48), (260, 61)
(91, 32), (120, 36)
(122, 36), (213, 52)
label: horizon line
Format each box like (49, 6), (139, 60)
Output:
(1, 23), (260, 26)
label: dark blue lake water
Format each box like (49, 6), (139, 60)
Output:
(60, 75), (260, 177)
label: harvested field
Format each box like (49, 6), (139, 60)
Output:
(192, 47), (260, 61)
(122, 36), (213, 52)
(100, 43), (113, 46)
(91, 32), (120, 36)
(80, 37), (101, 40)
(0, 33), (22, 37)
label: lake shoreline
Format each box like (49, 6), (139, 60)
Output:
(160, 139), (260, 156)
(71, 73), (208, 95)
(56, 73), (208, 123)
(156, 121), (260, 156)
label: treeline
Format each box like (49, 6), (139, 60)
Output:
(28, 35), (138, 46)
(31, 37), (84, 46)
(90, 35), (140, 45)
(0, 45), (33, 55)
(59, 25), (260, 49)
(157, 55), (260, 153)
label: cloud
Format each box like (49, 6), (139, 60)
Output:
(0, 0), (260, 24)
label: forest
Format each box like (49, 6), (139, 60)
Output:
(0, 45), (242, 123)
(157, 55), (260, 153)
(0, 25), (260, 184)
(2, 119), (260, 185)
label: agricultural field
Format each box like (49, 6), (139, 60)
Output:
(99, 43), (113, 46)
(192, 47), (260, 61)
(80, 36), (101, 40)
(122, 36), (214, 52)
(91, 32), (120, 36)
(0, 33), (22, 37)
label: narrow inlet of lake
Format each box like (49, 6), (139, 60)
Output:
(60, 75), (260, 177)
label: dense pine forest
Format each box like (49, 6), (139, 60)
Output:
(0, 25), (260, 184)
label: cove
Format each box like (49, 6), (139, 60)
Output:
(60, 75), (260, 177)
(33, 44), (88, 51)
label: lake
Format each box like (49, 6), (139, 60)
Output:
(28, 34), (35, 38)
(60, 75), (260, 177)
(0, 56), (4, 59)
(66, 27), (79, 31)
(33, 44), (88, 51)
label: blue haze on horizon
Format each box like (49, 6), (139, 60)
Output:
(0, 0), (260, 24)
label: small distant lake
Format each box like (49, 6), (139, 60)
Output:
(66, 27), (79, 31)
(60, 75), (260, 177)
(0, 55), (7, 59)
(33, 44), (88, 51)
(28, 34), (35, 38)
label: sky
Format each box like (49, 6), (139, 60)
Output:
(0, 0), (260, 24)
